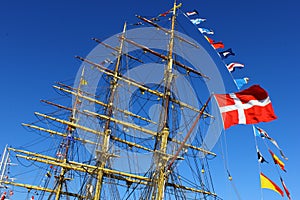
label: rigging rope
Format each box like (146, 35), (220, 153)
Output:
(218, 130), (242, 200)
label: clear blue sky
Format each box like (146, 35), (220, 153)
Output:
(0, 0), (299, 199)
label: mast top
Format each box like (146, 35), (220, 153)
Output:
(172, 1), (182, 15)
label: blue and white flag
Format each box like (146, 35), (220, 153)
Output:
(198, 27), (214, 35)
(219, 48), (235, 59)
(253, 126), (288, 160)
(190, 18), (206, 25)
(234, 77), (249, 89)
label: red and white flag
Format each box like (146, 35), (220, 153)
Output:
(226, 62), (244, 72)
(186, 10), (198, 16)
(214, 85), (277, 129)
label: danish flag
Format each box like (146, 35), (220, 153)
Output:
(214, 85), (277, 129)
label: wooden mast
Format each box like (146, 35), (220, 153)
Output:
(154, 1), (179, 199)
(0, 2), (220, 199)
(52, 67), (86, 200)
(75, 56), (212, 116)
(93, 22), (127, 199)
(2, 147), (217, 197)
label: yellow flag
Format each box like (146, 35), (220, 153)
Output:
(80, 79), (88, 85)
(260, 172), (284, 197)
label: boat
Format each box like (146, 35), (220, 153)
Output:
(0, 1), (290, 200)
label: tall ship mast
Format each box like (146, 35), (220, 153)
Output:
(0, 1), (290, 200)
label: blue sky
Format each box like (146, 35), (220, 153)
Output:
(0, 0), (299, 199)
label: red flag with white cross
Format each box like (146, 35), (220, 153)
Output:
(214, 85), (277, 129)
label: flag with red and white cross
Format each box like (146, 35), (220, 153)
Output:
(214, 85), (277, 129)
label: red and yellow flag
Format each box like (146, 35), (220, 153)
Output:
(269, 150), (286, 172)
(260, 172), (284, 197)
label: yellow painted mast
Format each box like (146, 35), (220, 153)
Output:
(93, 22), (127, 200)
(2, 147), (217, 196)
(49, 67), (86, 200)
(73, 56), (212, 116)
(154, 1), (180, 199)
(0, 2), (220, 199)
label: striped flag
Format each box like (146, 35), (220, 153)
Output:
(269, 150), (286, 172)
(226, 62), (244, 72)
(186, 10), (198, 16)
